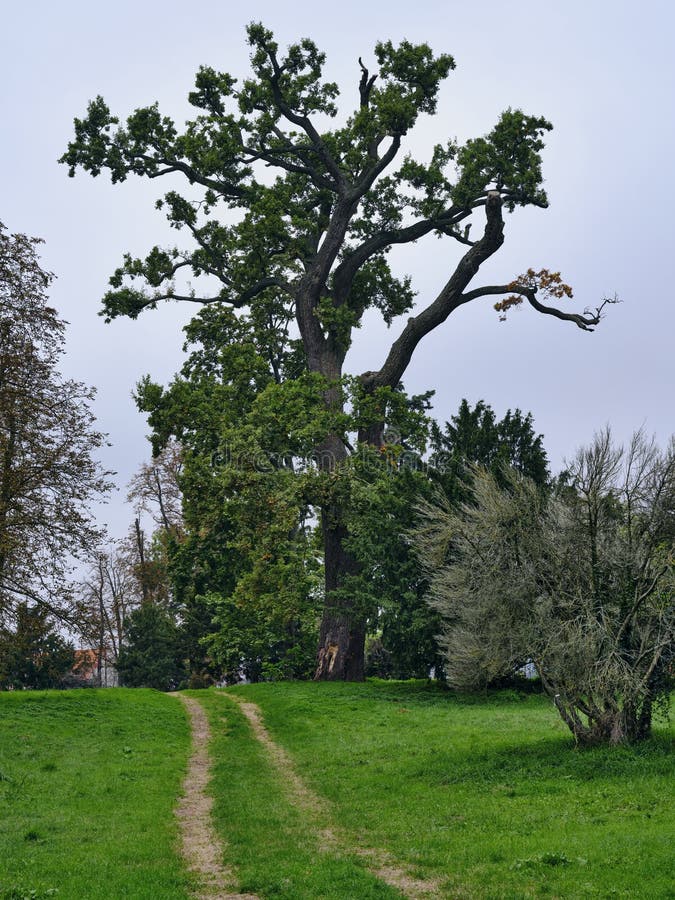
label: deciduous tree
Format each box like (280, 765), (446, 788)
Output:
(413, 429), (674, 744)
(61, 25), (611, 678)
(75, 542), (138, 678)
(134, 313), (321, 681)
(0, 223), (111, 625)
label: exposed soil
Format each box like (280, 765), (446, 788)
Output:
(174, 694), (258, 900)
(229, 695), (442, 900)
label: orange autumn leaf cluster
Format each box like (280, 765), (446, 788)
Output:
(495, 268), (573, 321)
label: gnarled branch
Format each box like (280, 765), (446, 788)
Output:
(462, 283), (617, 331)
(332, 204), (487, 305)
(360, 191), (505, 390)
(524, 290), (616, 331)
(262, 42), (346, 191)
(358, 57), (377, 108)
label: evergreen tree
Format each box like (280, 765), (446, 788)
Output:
(117, 604), (185, 691)
(431, 399), (549, 502)
(0, 603), (75, 689)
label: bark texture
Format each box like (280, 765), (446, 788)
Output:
(312, 426), (366, 681)
(314, 511), (365, 680)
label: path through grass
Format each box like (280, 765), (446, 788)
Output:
(1, 683), (671, 899)
(194, 689), (404, 899)
(223, 681), (674, 899)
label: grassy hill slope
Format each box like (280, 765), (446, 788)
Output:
(0, 689), (190, 900)
(217, 682), (674, 899)
(0, 683), (672, 899)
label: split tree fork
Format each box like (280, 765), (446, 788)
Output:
(61, 23), (613, 680)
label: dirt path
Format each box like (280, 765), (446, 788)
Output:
(229, 695), (442, 900)
(174, 694), (258, 900)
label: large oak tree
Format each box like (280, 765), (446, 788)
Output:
(62, 24), (610, 679)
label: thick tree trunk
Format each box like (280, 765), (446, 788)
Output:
(312, 421), (367, 680)
(314, 507), (365, 680)
(556, 697), (653, 746)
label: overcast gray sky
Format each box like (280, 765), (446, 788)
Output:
(2, 0), (673, 537)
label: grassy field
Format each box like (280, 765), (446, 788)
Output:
(0, 688), (191, 900)
(220, 681), (674, 899)
(0, 684), (672, 899)
(194, 689), (400, 898)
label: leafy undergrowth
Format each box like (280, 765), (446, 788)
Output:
(223, 681), (674, 899)
(0, 689), (191, 900)
(192, 689), (400, 898)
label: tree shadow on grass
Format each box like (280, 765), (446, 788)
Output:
(418, 731), (674, 791)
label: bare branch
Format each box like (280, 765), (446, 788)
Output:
(145, 156), (246, 198)
(358, 57), (377, 108)
(241, 132), (338, 192)
(360, 192), (505, 390)
(616, 564), (671, 645)
(332, 204), (487, 304)
(353, 134), (402, 194)
(524, 290), (617, 331)
(458, 284), (618, 332)
(118, 275), (294, 317)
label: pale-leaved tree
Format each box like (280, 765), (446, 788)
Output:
(413, 428), (674, 745)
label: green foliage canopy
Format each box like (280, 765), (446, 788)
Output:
(61, 23), (608, 678)
(59, 21), (589, 366)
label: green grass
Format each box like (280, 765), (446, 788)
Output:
(222, 681), (674, 899)
(192, 689), (402, 899)
(0, 688), (191, 900)
(0, 683), (671, 899)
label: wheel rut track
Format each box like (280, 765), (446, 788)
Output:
(228, 694), (443, 900)
(174, 693), (258, 900)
